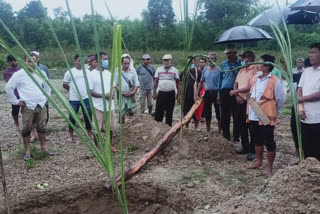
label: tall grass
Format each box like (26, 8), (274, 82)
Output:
(0, 0), (129, 212)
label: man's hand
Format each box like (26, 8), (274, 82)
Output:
(153, 92), (157, 100)
(236, 96), (243, 104)
(105, 93), (110, 100)
(122, 92), (130, 97)
(217, 96), (220, 104)
(229, 90), (236, 96)
(299, 110), (306, 120)
(18, 101), (26, 107)
(177, 96), (180, 104)
(298, 96), (304, 103)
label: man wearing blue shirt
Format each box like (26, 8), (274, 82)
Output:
(218, 45), (241, 142)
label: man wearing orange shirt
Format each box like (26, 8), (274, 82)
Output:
(230, 51), (257, 160)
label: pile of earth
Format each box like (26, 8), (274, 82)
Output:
(212, 158), (320, 214)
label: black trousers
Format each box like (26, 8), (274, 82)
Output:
(238, 101), (254, 153)
(290, 107), (299, 149)
(301, 122), (320, 161)
(220, 89), (240, 141)
(250, 121), (276, 152)
(155, 90), (175, 127)
(203, 90), (220, 121)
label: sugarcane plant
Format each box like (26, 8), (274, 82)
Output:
(0, 0), (129, 213)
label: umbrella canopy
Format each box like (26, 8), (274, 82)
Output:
(290, 0), (320, 12)
(287, 9), (320, 24)
(215, 25), (273, 44)
(248, 5), (320, 25)
(248, 6), (290, 26)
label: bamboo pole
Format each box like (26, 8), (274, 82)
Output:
(0, 141), (10, 214)
(104, 97), (204, 189)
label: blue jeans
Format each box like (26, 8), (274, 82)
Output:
(69, 98), (92, 130)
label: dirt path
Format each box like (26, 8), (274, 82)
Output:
(0, 80), (317, 214)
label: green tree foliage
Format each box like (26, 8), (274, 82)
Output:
(0, 0), (319, 53)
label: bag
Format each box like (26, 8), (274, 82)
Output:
(121, 72), (136, 103)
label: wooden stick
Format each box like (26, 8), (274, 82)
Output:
(0, 141), (10, 214)
(105, 97), (204, 189)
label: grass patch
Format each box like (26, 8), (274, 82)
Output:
(282, 108), (291, 116)
(127, 144), (139, 153)
(9, 144), (54, 169)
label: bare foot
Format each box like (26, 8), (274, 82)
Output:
(264, 168), (272, 177)
(248, 162), (263, 169)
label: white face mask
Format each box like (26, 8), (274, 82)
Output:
(257, 71), (263, 77)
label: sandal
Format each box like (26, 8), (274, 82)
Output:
(24, 154), (31, 161)
(43, 150), (54, 156)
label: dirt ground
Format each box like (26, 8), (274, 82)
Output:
(0, 80), (319, 213)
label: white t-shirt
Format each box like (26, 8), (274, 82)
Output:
(5, 69), (51, 110)
(154, 66), (179, 92)
(298, 66), (320, 124)
(63, 67), (91, 101)
(89, 69), (115, 111)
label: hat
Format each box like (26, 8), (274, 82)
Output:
(162, 54), (172, 60)
(142, 54), (151, 59)
(29, 51), (39, 56)
(208, 52), (217, 58)
(224, 47), (237, 54)
(239, 51), (255, 60)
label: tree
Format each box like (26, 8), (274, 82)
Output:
(0, 0), (17, 44)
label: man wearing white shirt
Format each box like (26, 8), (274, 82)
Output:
(89, 63), (118, 150)
(297, 43), (320, 161)
(5, 54), (52, 161)
(247, 54), (286, 176)
(63, 54), (93, 143)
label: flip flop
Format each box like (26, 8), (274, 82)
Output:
(24, 154), (31, 161)
(43, 150), (54, 156)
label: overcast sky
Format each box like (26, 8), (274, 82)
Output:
(5, 0), (295, 20)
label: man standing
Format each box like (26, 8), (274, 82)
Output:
(29, 51), (49, 78)
(153, 54), (180, 127)
(63, 54), (93, 143)
(136, 54), (156, 114)
(89, 58), (117, 151)
(5, 54), (52, 161)
(197, 52), (221, 133)
(218, 45), (241, 142)
(297, 43), (320, 161)
(198, 57), (207, 73)
(3, 55), (21, 128)
(115, 55), (139, 124)
(230, 51), (257, 160)
(292, 57), (305, 74)
(248, 54), (286, 176)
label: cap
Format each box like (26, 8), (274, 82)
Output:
(29, 51), (39, 56)
(142, 54), (151, 59)
(162, 54), (172, 60)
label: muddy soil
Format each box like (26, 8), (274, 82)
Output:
(0, 80), (317, 213)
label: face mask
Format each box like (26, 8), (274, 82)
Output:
(190, 64), (195, 69)
(241, 58), (248, 66)
(102, 60), (109, 69)
(257, 71), (263, 77)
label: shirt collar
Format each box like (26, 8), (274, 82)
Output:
(259, 72), (272, 80)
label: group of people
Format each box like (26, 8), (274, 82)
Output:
(3, 43), (320, 177)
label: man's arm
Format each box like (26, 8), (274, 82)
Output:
(197, 80), (204, 96)
(176, 79), (181, 100)
(298, 90), (320, 103)
(153, 78), (159, 99)
(63, 83), (70, 91)
(5, 73), (24, 106)
(91, 90), (109, 99)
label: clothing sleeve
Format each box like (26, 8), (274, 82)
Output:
(298, 71), (305, 88)
(40, 70), (51, 97)
(274, 79), (286, 114)
(151, 66), (156, 76)
(88, 72), (94, 90)
(5, 72), (20, 105)
(63, 71), (70, 84)
(154, 68), (159, 78)
(42, 65), (50, 79)
(174, 68), (179, 80)
(3, 70), (11, 82)
(135, 65), (141, 75)
(133, 71), (140, 87)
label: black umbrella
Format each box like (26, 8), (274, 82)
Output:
(290, 0), (320, 12)
(248, 6), (290, 26)
(215, 25), (273, 44)
(248, 5), (320, 25)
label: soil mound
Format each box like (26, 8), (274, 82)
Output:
(213, 158), (320, 214)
